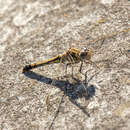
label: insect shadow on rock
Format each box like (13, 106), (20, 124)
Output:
(23, 71), (96, 111)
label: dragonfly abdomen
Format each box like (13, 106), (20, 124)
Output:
(22, 55), (61, 72)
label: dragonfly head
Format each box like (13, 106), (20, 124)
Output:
(80, 48), (92, 61)
(80, 48), (99, 68)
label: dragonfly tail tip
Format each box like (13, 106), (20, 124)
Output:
(22, 65), (32, 73)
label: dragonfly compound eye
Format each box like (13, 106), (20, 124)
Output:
(80, 50), (91, 60)
(80, 52), (87, 59)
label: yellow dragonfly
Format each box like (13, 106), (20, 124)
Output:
(22, 48), (93, 73)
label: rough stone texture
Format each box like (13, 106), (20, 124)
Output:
(0, 0), (130, 130)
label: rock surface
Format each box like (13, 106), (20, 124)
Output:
(0, 0), (130, 130)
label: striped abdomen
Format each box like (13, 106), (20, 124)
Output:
(22, 55), (61, 72)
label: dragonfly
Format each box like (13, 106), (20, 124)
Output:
(22, 48), (94, 73)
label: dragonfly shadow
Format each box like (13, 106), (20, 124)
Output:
(23, 70), (97, 128)
(23, 71), (95, 100)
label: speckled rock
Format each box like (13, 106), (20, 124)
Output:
(0, 0), (130, 130)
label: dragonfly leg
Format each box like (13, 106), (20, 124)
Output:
(84, 71), (88, 85)
(71, 65), (74, 77)
(80, 71), (89, 99)
(65, 63), (70, 75)
(79, 61), (83, 73)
